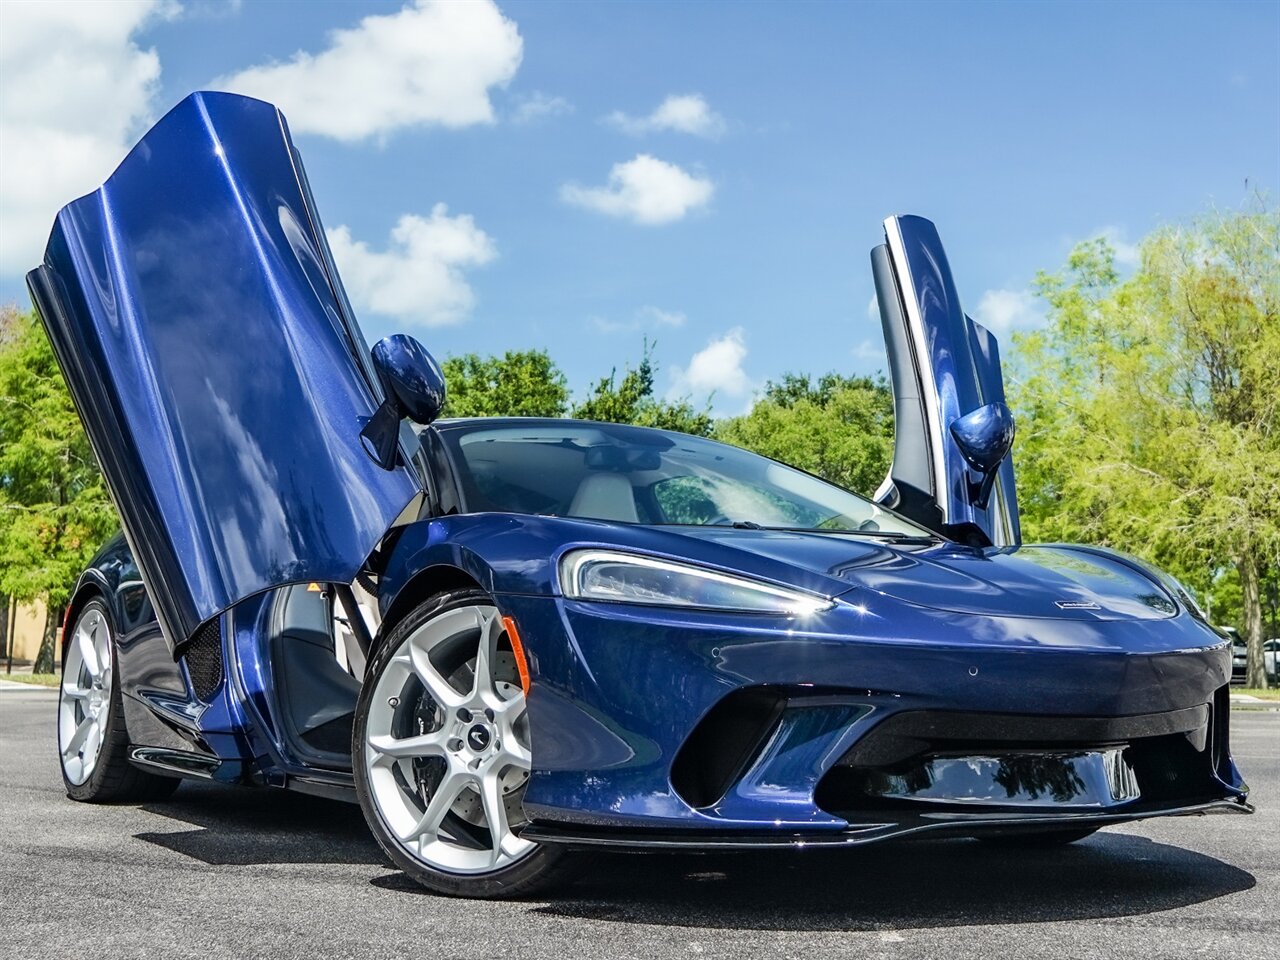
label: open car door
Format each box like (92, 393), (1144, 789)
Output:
(27, 92), (421, 653)
(871, 215), (1020, 547)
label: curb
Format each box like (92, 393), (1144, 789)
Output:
(0, 679), (58, 693)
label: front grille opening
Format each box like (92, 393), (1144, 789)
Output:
(183, 617), (225, 702)
(1125, 732), (1218, 803)
(815, 703), (1224, 817)
(670, 687), (787, 809)
(1210, 683), (1234, 782)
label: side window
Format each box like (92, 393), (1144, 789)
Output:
(470, 465), (557, 514)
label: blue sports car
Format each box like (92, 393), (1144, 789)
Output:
(28, 92), (1250, 898)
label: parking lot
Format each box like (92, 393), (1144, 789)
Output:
(2, 684), (1276, 960)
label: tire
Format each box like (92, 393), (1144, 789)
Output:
(977, 826), (1100, 847)
(58, 599), (180, 803)
(353, 588), (578, 898)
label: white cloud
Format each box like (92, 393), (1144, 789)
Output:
(974, 288), (1045, 334)
(327, 204), (496, 327)
(852, 338), (885, 364)
(669, 328), (753, 403)
(0, 0), (173, 275)
(1095, 225), (1140, 266)
(867, 293), (880, 322)
(215, 0), (522, 142)
(640, 305), (686, 328)
(561, 154), (714, 225)
(182, 0), (243, 19)
(510, 91), (572, 124)
(606, 94), (726, 138)
(590, 305), (687, 334)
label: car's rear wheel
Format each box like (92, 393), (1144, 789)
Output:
(353, 589), (575, 898)
(58, 599), (180, 802)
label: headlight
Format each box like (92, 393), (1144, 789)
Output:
(559, 549), (833, 616)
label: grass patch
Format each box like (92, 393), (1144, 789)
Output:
(1233, 687), (1280, 701)
(2, 673), (59, 688)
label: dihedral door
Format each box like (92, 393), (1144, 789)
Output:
(871, 215), (1020, 547)
(27, 92), (421, 652)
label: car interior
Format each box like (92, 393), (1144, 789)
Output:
(267, 581), (378, 770)
(457, 428), (835, 528)
(444, 422), (930, 536)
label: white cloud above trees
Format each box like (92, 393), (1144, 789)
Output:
(510, 91), (573, 124)
(606, 94), (726, 138)
(216, 0), (522, 142)
(974, 288), (1045, 334)
(1094, 225), (1140, 266)
(0, 0), (173, 275)
(327, 205), (497, 327)
(590, 305), (687, 334)
(669, 327), (753, 405)
(561, 154), (713, 225)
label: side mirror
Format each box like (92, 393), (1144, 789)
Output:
(360, 334), (446, 470)
(948, 401), (1015, 510)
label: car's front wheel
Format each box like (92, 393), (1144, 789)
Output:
(353, 589), (573, 898)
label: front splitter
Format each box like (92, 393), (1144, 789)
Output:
(518, 796), (1252, 850)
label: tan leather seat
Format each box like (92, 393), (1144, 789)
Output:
(568, 473), (638, 522)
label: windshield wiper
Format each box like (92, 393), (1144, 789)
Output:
(778, 527), (941, 543)
(652, 522), (940, 543)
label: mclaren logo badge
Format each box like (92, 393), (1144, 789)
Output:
(1055, 599), (1101, 610)
(467, 725), (492, 751)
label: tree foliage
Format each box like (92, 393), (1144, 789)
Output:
(716, 372), (894, 496)
(1010, 207), (1280, 686)
(570, 343), (714, 436)
(0, 308), (119, 670)
(442, 350), (569, 418)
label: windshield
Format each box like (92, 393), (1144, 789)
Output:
(438, 421), (934, 538)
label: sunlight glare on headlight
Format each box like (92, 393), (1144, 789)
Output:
(560, 550), (833, 616)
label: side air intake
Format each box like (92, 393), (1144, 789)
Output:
(184, 617), (225, 702)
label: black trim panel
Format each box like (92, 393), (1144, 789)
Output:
(837, 704), (1211, 768)
(520, 796), (1251, 850)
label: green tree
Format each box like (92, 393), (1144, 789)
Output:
(1011, 207), (1280, 687)
(715, 372), (894, 496)
(571, 343), (713, 436)
(0, 308), (119, 671)
(442, 349), (569, 418)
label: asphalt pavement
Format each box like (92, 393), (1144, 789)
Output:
(2, 683), (1276, 960)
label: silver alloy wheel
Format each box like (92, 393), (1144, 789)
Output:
(364, 603), (536, 874)
(58, 607), (113, 786)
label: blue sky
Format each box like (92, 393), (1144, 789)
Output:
(2, 0), (1276, 411)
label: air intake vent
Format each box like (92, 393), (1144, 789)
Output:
(670, 687), (788, 809)
(184, 617), (224, 702)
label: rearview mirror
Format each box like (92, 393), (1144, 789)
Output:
(948, 402), (1015, 510)
(360, 334), (446, 469)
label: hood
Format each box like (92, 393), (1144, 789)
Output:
(674, 529), (1179, 622)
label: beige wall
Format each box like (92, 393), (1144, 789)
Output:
(4, 598), (49, 663)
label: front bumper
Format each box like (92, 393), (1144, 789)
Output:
(499, 593), (1250, 844)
